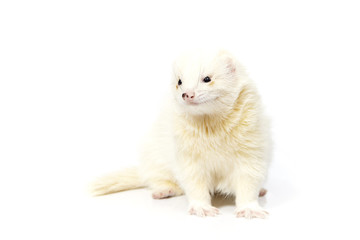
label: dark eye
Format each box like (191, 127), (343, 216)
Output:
(178, 79), (182, 85)
(203, 76), (211, 83)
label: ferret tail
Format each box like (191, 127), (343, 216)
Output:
(90, 167), (145, 196)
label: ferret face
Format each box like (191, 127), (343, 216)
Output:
(172, 50), (242, 116)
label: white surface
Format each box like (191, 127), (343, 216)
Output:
(1, 0), (360, 239)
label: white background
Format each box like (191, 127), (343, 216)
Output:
(1, 0), (360, 239)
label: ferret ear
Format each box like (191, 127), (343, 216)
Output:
(217, 50), (236, 73)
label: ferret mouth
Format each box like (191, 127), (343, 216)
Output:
(185, 98), (217, 106)
(186, 101), (201, 105)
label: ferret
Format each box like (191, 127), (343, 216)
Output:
(91, 49), (271, 219)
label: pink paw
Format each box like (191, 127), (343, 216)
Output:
(188, 205), (220, 217)
(236, 208), (268, 219)
(152, 189), (176, 199)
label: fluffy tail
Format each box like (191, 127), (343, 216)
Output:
(90, 167), (145, 196)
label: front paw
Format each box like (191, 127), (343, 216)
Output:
(236, 204), (268, 219)
(188, 205), (220, 217)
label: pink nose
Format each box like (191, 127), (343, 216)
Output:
(182, 91), (195, 100)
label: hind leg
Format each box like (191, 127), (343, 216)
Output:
(140, 165), (183, 199)
(139, 151), (183, 199)
(150, 180), (184, 199)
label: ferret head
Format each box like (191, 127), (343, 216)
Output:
(172, 49), (246, 116)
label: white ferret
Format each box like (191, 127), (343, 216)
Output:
(92, 49), (271, 219)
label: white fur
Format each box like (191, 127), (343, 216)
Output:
(92, 49), (271, 219)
